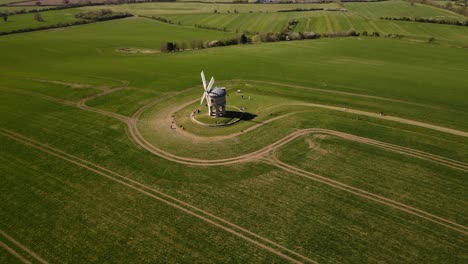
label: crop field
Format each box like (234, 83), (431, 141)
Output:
(1, 0), (467, 263)
(79, 1), (468, 44)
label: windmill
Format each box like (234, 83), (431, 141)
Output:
(200, 71), (226, 117)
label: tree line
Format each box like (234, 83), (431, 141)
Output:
(75, 9), (132, 21)
(160, 34), (250, 52)
(381, 16), (468, 27)
(277, 7), (346, 12)
(0, 10), (132, 35)
(159, 30), (385, 53)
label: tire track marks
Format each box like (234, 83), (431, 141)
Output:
(0, 129), (317, 264)
(0, 87), (130, 123)
(127, 123), (468, 234)
(264, 157), (468, 236)
(0, 242), (31, 264)
(0, 230), (48, 264)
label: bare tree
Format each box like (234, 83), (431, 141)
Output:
(34, 13), (44, 22)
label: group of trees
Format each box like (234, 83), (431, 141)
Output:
(75, 9), (132, 21)
(361, 31), (380, 36)
(34, 13), (44, 22)
(278, 7), (345, 12)
(214, 9), (240, 14)
(0, 11), (44, 23)
(194, 24), (228, 32)
(381, 16), (468, 27)
(283, 19), (299, 31)
(159, 29), (381, 50)
(0, 13), (8, 22)
(160, 34), (251, 52)
(255, 30), (361, 42)
(160, 39), (206, 52)
(147, 16), (172, 23)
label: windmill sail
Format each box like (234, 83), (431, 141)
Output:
(201, 71), (207, 91)
(207, 77), (214, 91)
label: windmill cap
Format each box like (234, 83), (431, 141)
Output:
(209, 87), (226, 97)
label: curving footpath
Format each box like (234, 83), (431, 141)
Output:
(126, 85), (468, 237)
(2, 79), (468, 263)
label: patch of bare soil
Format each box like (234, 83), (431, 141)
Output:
(116, 48), (160, 54)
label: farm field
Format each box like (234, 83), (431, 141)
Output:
(1, 0), (467, 263)
(0, 8), (82, 32)
(78, 1), (468, 40)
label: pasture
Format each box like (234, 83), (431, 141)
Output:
(0, 1), (467, 263)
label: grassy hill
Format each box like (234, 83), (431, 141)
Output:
(0, 1), (467, 263)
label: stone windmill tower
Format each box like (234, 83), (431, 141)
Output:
(200, 71), (226, 117)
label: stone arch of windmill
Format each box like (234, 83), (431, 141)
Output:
(200, 71), (227, 117)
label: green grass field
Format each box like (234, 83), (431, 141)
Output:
(1, 1), (467, 263)
(0, 8), (82, 32)
(80, 1), (466, 44)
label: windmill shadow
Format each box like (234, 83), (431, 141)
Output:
(224, 111), (257, 122)
(224, 111), (257, 120)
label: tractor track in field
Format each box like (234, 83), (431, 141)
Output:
(0, 242), (31, 264)
(0, 86), (130, 123)
(0, 129), (316, 264)
(3, 79), (468, 258)
(125, 92), (468, 235)
(245, 79), (444, 109)
(128, 90), (468, 169)
(0, 230), (48, 264)
(263, 156), (468, 235)
(77, 87), (130, 123)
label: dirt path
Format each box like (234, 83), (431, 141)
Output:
(129, 85), (468, 164)
(129, 108), (468, 170)
(127, 107), (468, 234)
(0, 129), (316, 264)
(0, 230), (48, 264)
